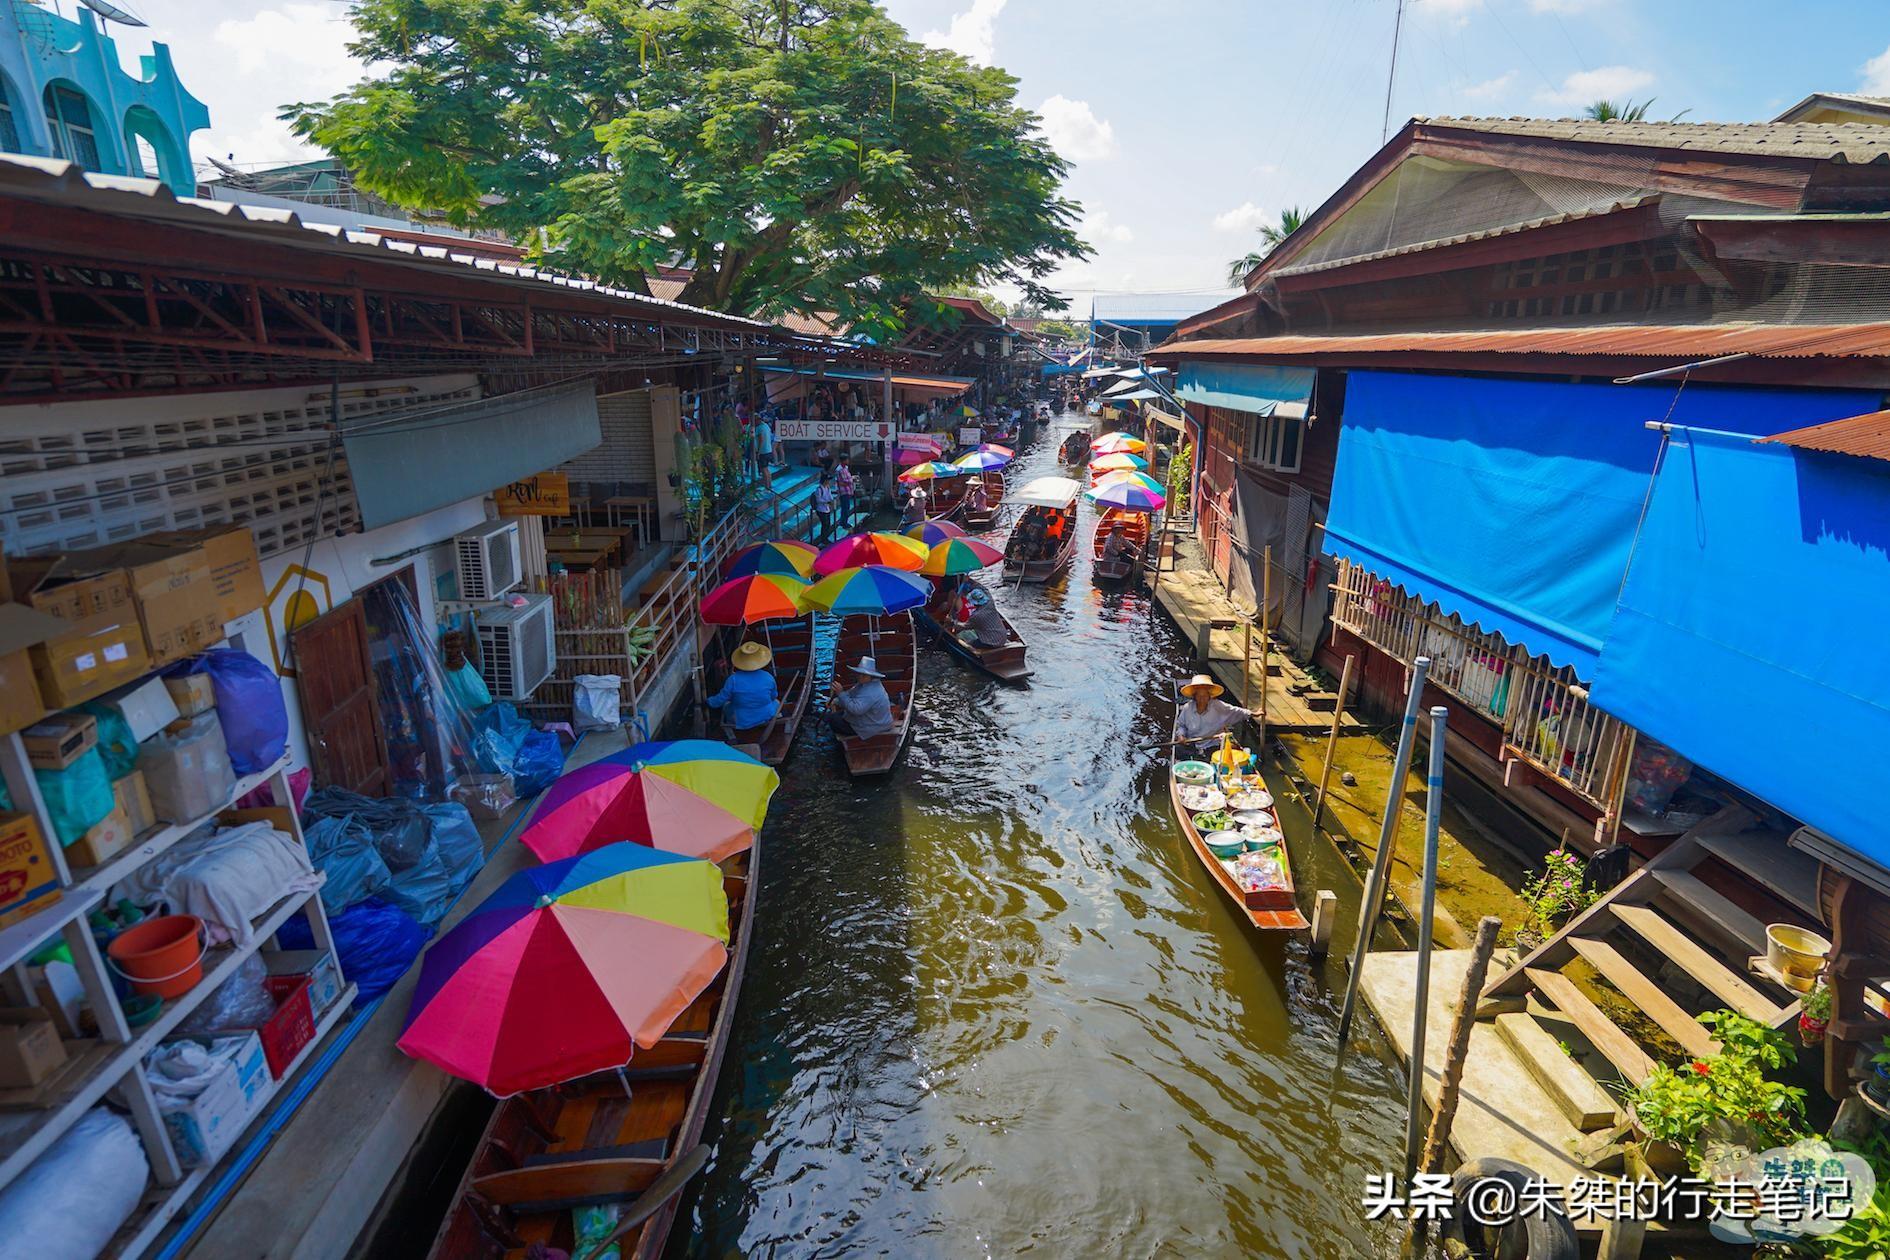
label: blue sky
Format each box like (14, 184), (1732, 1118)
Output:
(108, 1), (1890, 308)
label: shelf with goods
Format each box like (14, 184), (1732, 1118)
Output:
(109, 980), (358, 1260)
(0, 689), (347, 1252)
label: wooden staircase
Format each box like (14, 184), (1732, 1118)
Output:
(1477, 808), (1803, 1142)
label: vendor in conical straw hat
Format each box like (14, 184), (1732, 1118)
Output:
(707, 640), (780, 742)
(1175, 673), (1254, 752)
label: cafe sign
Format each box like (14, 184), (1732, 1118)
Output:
(495, 471), (571, 516)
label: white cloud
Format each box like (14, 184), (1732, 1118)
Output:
(1415, 0), (1480, 25)
(1037, 95), (1117, 162)
(1079, 207), (1133, 246)
(1463, 70), (1518, 100)
(1539, 65), (1655, 107)
(1212, 201), (1272, 234)
(921, 0), (1008, 67)
(1863, 43), (1890, 96)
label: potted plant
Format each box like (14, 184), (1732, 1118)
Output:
(1801, 981), (1832, 1047)
(1621, 1011), (1808, 1171)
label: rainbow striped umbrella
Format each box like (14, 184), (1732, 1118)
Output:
(804, 565), (931, 615)
(906, 519), (969, 545)
(979, 443), (1016, 458)
(953, 449), (1011, 472)
(398, 843), (730, 1095)
(815, 531), (929, 575)
(1087, 479), (1167, 512)
(1092, 432), (1149, 455)
(1088, 451), (1149, 474)
(699, 573), (807, 624)
(898, 460), (966, 483)
(518, 739), (780, 865)
(724, 539), (817, 580)
(956, 404), (980, 418)
(1093, 470), (1166, 495)
(921, 536), (1004, 577)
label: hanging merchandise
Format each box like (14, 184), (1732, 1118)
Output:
(359, 582), (484, 802)
(34, 748), (114, 845)
(165, 650), (289, 774)
(143, 712), (237, 824)
(573, 674), (622, 731)
(278, 899), (425, 1007)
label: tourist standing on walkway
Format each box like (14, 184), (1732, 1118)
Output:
(835, 454), (856, 530)
(755, 412), (775, 489)
(813, 473), (837, 543)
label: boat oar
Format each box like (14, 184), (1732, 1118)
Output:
(572, 1144), (712, 1260)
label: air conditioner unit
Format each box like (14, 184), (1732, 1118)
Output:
(455, 518), (522, 600)
(475, 594), (556, 701)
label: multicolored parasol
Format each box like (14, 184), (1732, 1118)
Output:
(803, 565), (931, 615)
(815, 531), (929, 575)
(1087, 479), (1167, 512)
(920, 536), (1004, 576)
(979, 443), (1016, 458)
(952, 449), (1011, 472)
(724, 539), (818, 580)
(956, 404), (980, 418)
(898, 460), (966, 483)
(1092, 469), (1167, 495)
(699, 573), (808, 624)
(397, 843), (731, 1095)
(518, 739), (780, 865)
(1088, 451), (1149, 474)
(1091, 432), (1149, 455)
(905, 519), (969, 545)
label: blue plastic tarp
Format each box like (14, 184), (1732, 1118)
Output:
(1592, 429), (1890, 858)
(1323, 371), (1878, 676)
(1174, 362), (1313, 415)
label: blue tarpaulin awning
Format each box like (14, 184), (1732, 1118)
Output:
(1592, 429), (1890, 858)
(1175, 362), (1314, 415)
(1323, 371), (1877, 677)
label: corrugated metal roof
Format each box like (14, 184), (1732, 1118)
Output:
(1272, 196), (1657, 278)
(0, 153), (775, 333)
(1416, 116), (1890, 165)
(1757, 409), (1890, 461)
(1148, 323), (1890, 363)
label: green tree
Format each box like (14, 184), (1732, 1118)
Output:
(1225, 205), (1307, 285)
(1583, 98), (1688, 123)
(288, 0), (1088, 334)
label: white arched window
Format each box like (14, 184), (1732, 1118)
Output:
(43, 83), (102, 170)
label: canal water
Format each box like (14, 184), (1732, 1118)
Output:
(672, 413), (1412, 1258)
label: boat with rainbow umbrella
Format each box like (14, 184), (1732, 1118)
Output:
(697, 575), (814, 765)
(804, 565), (926, 776)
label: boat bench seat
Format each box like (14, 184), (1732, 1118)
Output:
(472, 1155), (665, 1213)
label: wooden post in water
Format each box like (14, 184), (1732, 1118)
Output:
(1335, 656), (1430, 1049)
(1308, 890), (1338, 959)
(1241, 621), (1253, 712)
(1310, 654), (1356, 831)
(1257, 545), (1271, 745)
(1402, 707), (1450, 1188)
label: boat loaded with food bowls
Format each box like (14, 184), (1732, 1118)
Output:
(1169, 677), (1307, 932)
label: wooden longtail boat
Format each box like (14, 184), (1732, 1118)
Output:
(1058, 430), (1091, 465)
(426, 845), (760, 1260)
(1001, 477), (1081, 585)
(1091, 508), (1150, 585)
(1169, 716), (1309, 933)
(916, 588), (1032, 686)
(831, 611), (915, 776)
(927, 474), (970, 522)
(960, 471), (1004, 532)
(710, 615), (813, 766)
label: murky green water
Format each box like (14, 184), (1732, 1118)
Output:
(673, 416), (1411, 1258)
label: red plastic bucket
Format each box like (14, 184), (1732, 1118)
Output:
(107, 915), (205, 998)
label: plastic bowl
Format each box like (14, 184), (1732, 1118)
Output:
(1174, 762), (1213, 785)
(1205, 832), (1246, 860)
(1766, 923), (1830, 979)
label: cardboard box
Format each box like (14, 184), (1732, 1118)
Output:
(68, 804), (134, 868)
(0, 602), (61, 737)
(96, 544), (224, 667)
(0, 1007), (67, 1088)
(219, 1030), (270, 1113)
(145, 527), (263, 626)
(115, 769), (155, 838)
(10, 555), (135, 625)
(0, 812), (60, 932)
(6, 557), (149, 708)
(21, 712), (97, 770)
(163, 671), (217, 718)
(265, 950), (342, 1019)
(98, 676), (182, 743)
(159, 1057), (249, 1167)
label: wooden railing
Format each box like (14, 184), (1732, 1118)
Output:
(1332, 558), (1635, 816)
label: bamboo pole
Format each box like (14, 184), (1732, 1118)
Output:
(1407, 913), (1502, 1252)
(1257, 544), (1271, 745)
(1402, 706), (1450, 1188)
(1310, 653), (1356, 830)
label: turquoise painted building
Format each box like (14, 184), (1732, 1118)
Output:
(0, 2), (208, 196)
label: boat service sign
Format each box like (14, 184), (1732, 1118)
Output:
(777, 419), (892, 443)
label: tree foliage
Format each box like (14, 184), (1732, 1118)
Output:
(288, 0), (1088, 333)
(1225, 205), (1307, 285)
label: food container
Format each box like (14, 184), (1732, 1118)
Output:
(1227, 790), (1273, 811)
(1205, 832), (1246, 860)
(1178, 785), (1226, 813)
(1174, 761), (1214, 786)
(1765, 924), (1830, 981)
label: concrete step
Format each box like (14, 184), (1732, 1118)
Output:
(1494, 1012), (1620, 1132)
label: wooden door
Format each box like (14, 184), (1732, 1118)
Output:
(291, 597), (390, 796)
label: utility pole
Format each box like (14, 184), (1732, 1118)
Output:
(1381, 0), (1407, 144)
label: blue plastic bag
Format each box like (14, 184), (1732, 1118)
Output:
(166, 649), (287, 774)
(443, 662), (492, 712)
(35, 749), (114, 846)
(511, 730), (565, 798)
(303, 815), (393, 914)
(472, 703), (531, 776)
(78, 702), (138, 781)
(277, 899), (426, 1007)
(423, 803), (484, 886)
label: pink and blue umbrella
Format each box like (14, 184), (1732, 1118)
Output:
(906, 519), (969, 545)
(953, 449), (1011, 472)
(803, 565), (931, 615)
(1087, 478), (1167, 512)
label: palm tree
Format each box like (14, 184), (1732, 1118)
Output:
(1225, 205), (1308, 285)
(1585, 99), (1652, 122)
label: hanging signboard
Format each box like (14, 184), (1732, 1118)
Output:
(958, 427), (982, 446)
(495, 472), (571, 516)
(776, 419), (891, 444)
(896, 431), (942, 452)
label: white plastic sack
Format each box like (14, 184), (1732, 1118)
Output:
(0, 1107), (148, 1259)
(142, 710), (237, 824)
(114, 821), (322, 946)
(573, 674), (622, 731)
